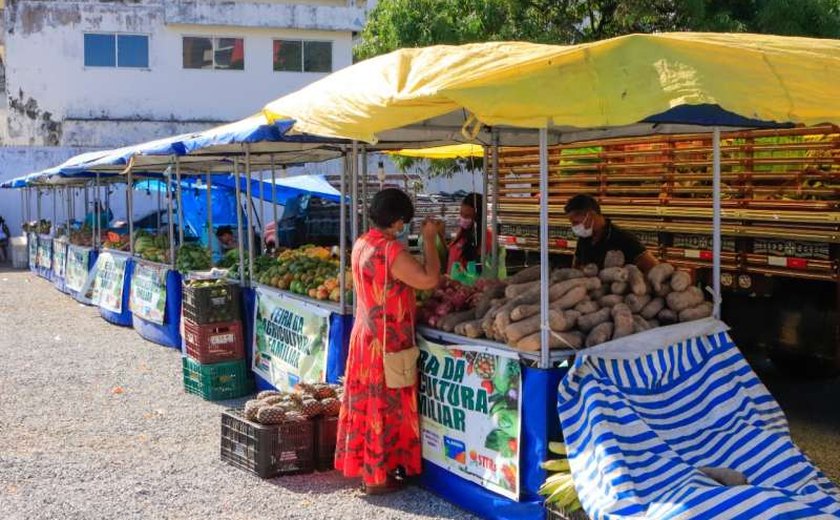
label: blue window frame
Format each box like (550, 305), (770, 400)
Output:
(84, 33), (149, 68)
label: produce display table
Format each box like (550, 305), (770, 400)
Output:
(36, 234), (53, 280)
(52, 239), (69, 294)
(416, 328), (571, 520)
(93, 250), (135, 327)
(130, 259), (183, 349)
(245, 283), (352, 392)
(66, 245), (98, 304)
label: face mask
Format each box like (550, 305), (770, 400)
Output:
(395, 221), (409, 240)
(571, 214), (593, 238)
(459, 217), (473, 230)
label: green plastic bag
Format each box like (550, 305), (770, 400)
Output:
(450, 261), (480, 286)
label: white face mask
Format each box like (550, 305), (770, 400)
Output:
(458, 216), (473, 230)
(571, 214), (593, 238)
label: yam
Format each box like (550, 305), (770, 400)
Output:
(553, 285), (588, 310)
(604, 250), (625, 268)
(656, 284), (672, 298)
(515, 330), (583, 351)
(626, 265), (647, 296)
(439, 309), (475, 332)
(474, 283), (508, 317)
(551, 268), (585, 282)
(640, 297), (665, 320)
(679, 301), (713, 322)
(633, 315), (654, 334)
(657, 308), (678, 324)
(611, 304), (634, 339)
(574, 299), (600, 315)
(505, 310), (570, 344)
(586, 322), (614, 347)
(563, 310), (582, 330)
(582, 263), (599, 277)
(507, 264), (541, 284)
(647, 263), (675, 293)
(589, 287), (605, 300)
(598, 294), (624, 308)
(599, 267), (629, 283)
(626, 293), (652, 314)
(670, 270), (692, 292)
(610, 281), (629, 295)
(505, 280), (540, 299)
(666, 286), (705, 312)
(510, 304), (540, 322)
(458, 319), (485, 338)
(577, 307), (611, 332)
(647, 319), (660, 328)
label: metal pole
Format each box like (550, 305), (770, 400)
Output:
(539, 128), (550, 369)
(175, 157), (184, 246)
(351, 141), (359, 244)
(339, 151), (347, 313)
(206, 172), (213, 259)
(127, 169), (134, 256)
(156, 180), (161, 232)
(233, 159), (245, 286)
(271, 155), (279, 249)
(36, 188), (42, 222)
(66, 187), (72, 238)
(712, 127), (722, 320)
(481, 145), (489, 271)
(245, 145), (255, 281)
(94, 175), (100, 248)
(491, 129), (500, 276)
(361, 146), (368, 233)
(167, 165), (175, 268)
(259, 165), (265, 247)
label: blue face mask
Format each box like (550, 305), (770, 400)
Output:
(396, 224), (409, 240)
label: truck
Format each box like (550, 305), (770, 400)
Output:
(493, 125), (839, 372)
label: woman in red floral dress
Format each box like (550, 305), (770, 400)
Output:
(335, 189), (441, 494)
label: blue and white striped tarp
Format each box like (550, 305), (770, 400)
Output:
(558, 318), (840, 519)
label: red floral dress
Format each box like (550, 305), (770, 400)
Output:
(334, 228), (421, 485)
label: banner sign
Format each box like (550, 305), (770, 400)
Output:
(37, 236), (52, 269)
(92, 252), (128, 313)
(252, 287), (331, 391)
(130, 262), (169, 324)
(65, 246), (91, 293)
(28, 234), (37, 269)
(417, 336), (522, 501)
(52, 240), (68, 279)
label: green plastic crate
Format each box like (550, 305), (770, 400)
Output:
(181, 357), (253, 401)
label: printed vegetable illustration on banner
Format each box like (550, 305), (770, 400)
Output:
(53, 240), (68, 279)
(65, 246), (90, 293)
(252, 287), (330, 391)
(92, 252), (128, 313)
(130, 262), (169, 324)
(418, 337), (522, 501)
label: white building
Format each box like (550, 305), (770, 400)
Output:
(0, 0), (369, 233)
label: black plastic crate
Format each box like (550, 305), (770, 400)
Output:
(182, 281), (240, 324)
(220, 409), (315, 478)
(314, 415), (339, 472)
(546, 505), (589, 520)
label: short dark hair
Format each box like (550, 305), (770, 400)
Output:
(216, 225), (234, 238)
(369, 188), (414, 229)
(462, 192), (482, 210)
(564, 194), (601, 215)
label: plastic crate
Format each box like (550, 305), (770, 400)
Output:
(314, 415), (339, 471)
(183, 319), (245, 364)
(546, 505), (589, 520)
(182, 281), (240, 324)
(181, 357), (253, 401)
(220, 409), (315, 478)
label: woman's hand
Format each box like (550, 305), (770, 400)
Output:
(421, 218), (439, 242)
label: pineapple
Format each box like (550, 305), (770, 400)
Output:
(256, 406), (287, 425)
(244, 399), (265, 421)
(320, 397), (341, 416)
(313, 383), (336, 400)
(301, 398), (324, 418)
(257, 390), (282, 400)
(284, 411), (307, 422)
(262, 395), (285, 406)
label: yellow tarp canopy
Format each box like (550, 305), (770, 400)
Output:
(263, 33), (840, 143)
(387, 144), (484, 159)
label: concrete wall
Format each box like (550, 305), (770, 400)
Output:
(2, 0), (359, 147)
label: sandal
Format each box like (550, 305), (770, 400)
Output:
(361, 476), (405, 495)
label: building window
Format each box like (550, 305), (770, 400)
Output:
(183, 37), (244, 70)
(84, 33), (149, 68)
(273, 40), (332, 73)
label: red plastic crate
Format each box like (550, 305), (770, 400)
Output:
(183, 319), (245, 364)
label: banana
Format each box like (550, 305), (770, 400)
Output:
(548, 441), (567, 456)
(541, 458), (570, 472)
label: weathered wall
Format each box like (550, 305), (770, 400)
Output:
(3, 0), (358, 147)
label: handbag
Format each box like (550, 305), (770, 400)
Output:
(381, 242), (420, 389)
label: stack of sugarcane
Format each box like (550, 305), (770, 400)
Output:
(539, 441), (584, 515)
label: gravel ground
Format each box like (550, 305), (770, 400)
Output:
(1, 270), (837, 520)
(0, 270), (477, 520)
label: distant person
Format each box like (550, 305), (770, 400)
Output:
(83, 202), (112, 229)
(565, 194), (657, 273)
(0, 216), (10, 263)
(215, 226), (237, 254)
(446, 192), (491, 274)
